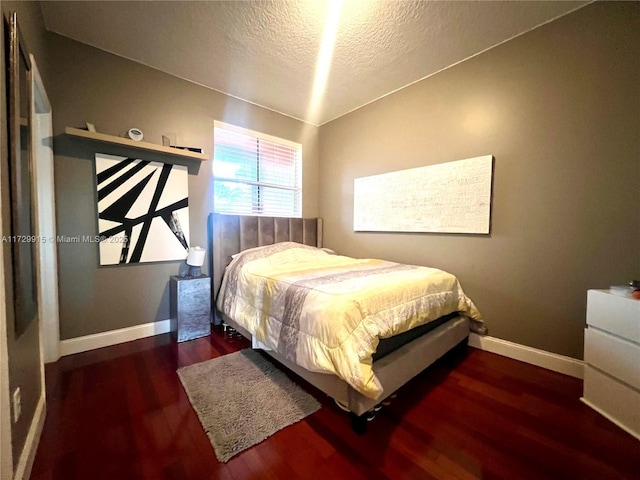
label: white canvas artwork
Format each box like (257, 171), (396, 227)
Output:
(354, 155), (493, 234)
(95, 153), (190, 265)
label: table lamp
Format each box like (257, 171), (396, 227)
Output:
(186, 246), (205, 278)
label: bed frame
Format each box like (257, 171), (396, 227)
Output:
(208, 213), (470, 433)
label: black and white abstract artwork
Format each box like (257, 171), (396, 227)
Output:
(95, 153), (190, 265)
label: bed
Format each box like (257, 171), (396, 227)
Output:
(208, 213), (484, 433)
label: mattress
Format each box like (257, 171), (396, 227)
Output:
(373, 312), (459, 361)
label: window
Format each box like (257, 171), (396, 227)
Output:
(213, 121), (302, 217)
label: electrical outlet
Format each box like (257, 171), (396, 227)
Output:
(12, 387), (21, 423)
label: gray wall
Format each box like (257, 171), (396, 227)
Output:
(318, 2), (640, 359)
(47, 33), (320, 340)
(1, 0), (51, 469)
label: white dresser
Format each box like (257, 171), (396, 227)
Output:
(582, 289), (640, 440)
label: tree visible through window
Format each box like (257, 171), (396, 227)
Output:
(213, 122), (302, 217)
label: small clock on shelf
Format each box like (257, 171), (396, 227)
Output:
(127, 128), (144, 141)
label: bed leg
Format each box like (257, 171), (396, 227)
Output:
(350, 413), (367, 435)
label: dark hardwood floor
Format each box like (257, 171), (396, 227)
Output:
(30, 327), (640, 480)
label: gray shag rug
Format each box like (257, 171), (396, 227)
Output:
(177, 349), (321, 463)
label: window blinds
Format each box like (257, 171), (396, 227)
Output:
(213, 122), (302, 217)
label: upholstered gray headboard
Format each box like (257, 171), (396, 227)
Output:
(208, 213), (323, 321)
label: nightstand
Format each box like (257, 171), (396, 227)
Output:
(170, 275), (211, 342)
(582, 289), (640, 440)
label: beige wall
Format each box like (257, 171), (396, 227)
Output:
(1, 0), (51, 470)
(318, 2), (640, 359)
(47, 33), (320, 340)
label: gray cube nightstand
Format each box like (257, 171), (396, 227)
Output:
(170, 275), (211, 342)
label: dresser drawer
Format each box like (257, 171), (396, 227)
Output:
(583, 366), (640, 440)
(585, 327), (640, 390)
(586, 290), (640, 343)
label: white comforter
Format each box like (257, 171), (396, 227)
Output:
(217, 242), (483, 399)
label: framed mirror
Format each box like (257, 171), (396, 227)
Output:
(5, 12), (37, 338)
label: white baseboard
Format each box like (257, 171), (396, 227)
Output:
(469, 333), (584, 379)
(58, 322), (583, 381)
(59, 319), (171, 357)
(13, 393), (46, 480)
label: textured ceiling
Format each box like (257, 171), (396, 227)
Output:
(40, 1), (589, 126)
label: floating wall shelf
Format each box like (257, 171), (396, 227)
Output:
(65, 127), (208, 162)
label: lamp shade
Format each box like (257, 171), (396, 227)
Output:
(186, 246), (205, 267)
